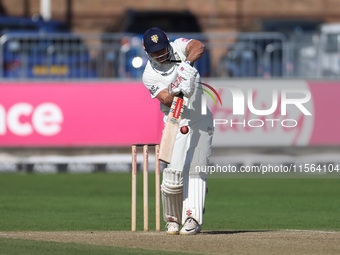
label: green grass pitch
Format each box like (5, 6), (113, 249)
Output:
(0, 173), (339, 254)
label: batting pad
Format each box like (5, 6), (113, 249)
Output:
(161, 168), (183, 224)
(182, 173), (207, 225)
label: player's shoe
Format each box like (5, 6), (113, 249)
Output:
(165, 222), (180, 235)
(180, 217), (201, 235)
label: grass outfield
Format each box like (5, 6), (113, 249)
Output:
(0, 173), (339, 231)
(0, 238), (194, 255)
(0, 173), (339, 254)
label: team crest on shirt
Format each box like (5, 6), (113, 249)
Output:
(174, 53), (181, 61)
(151, 35), (159, 43)
(149, 85), (159, 95)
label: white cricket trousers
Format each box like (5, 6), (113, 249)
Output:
(161, 116), (214, 225)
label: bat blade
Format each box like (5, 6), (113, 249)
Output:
(159, 93), (184, 164)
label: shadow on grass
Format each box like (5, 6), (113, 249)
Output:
(201, 230), (272, 235)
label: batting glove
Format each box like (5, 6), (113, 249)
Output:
(180, 74), (197, 98)
(177, 62), (197, 81)
(170, 86), (182, 95)
(177, 62), (198, 98)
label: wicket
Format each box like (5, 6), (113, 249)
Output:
(131, 144), (161, 231)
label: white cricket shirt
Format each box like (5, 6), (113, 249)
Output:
(142, 38), (212, 125)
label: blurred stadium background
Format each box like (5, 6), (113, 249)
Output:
(0, 0), (340, 173)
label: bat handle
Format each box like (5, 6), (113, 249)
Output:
(177, 92), (184, 99)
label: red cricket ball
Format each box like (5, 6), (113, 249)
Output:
(180, 126), (189, 134)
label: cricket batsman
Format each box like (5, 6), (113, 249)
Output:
(142, 27), (214, 235)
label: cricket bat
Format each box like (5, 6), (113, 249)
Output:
(159, 92), (184, 164)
